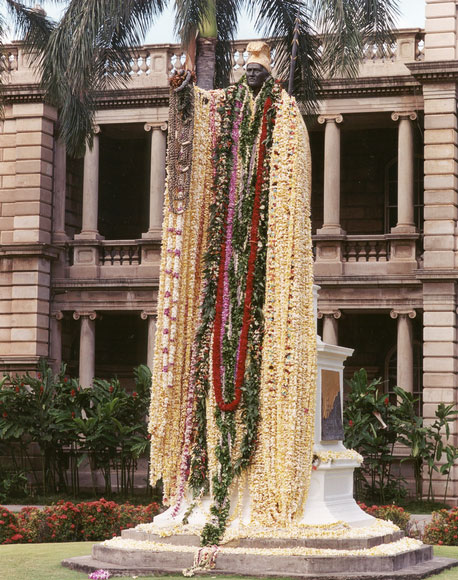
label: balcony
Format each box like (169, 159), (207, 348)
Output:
(313, 232), (422, 277)
(63, 238), (161, 280)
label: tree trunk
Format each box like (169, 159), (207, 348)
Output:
(196, 37), (217, 90)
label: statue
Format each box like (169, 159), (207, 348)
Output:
(148, 41), (317, 546)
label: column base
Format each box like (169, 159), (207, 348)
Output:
(141, 228), (163, 241)
(74, 231), (105, 241)
(390, 225), (416, 235)
(316, 225), (346, 236)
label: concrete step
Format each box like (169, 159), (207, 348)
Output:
(62, 551), (457, 579)
(121, 528), (405, 550)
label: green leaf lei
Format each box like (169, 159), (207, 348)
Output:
(188, 76), (282, 545)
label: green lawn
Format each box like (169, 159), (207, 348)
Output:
(1, 543), (458, 580)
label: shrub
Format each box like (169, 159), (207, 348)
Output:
(5, 499), (161, 544)
(0, 506), (29, 544)
(423, 508), (458, 546)
(359, 502), (411, 532)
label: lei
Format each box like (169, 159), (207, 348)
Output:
(188, 77), (282, 545)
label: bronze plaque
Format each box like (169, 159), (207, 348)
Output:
(321, 369), (344, 441)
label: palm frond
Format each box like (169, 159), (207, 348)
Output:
(214, 0), (244, 87)
(248, 0), (321, 112)
(312, 0), (400, 78)
(175, 0), (214, 47)
(5, 0), (55, 59)
(40, 0), (166, 157)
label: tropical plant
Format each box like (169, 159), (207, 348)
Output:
(392, 386), (431, 501)
(0, 1), (55, 112)
(343, 369), (406, 503)
(7, 0), (400, 156)
(0, 361), (152, 499)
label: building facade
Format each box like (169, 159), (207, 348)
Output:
(0, 0), (457, 498)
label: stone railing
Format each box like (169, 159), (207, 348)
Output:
(343, 236), (389, 262)
(66, 240), (144, 267)
(313, 232), (422, 276)
(100, 242), (141, 266)
(3, 29), (426, 89)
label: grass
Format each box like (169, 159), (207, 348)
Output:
(2, 543), (458, 580)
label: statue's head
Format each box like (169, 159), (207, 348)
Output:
(246, 41), (271, 92)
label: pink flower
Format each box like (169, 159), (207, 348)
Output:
(165, 291), (171, 298)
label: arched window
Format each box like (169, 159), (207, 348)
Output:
(384, 155), (424, 233)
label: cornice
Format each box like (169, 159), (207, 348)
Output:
(93, 86), (170, 109)
(317, 75), (422, 99)
(0, 243), (59, 260)
(407, 61), (458, 83)
(3, 85), (171, 109)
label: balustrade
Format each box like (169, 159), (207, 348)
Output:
(4, 30), (426, 89)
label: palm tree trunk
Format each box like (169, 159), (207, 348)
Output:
(196, 37), (217, 90)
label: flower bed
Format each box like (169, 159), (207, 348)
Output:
(423, 507), (458, 546)
(0, 498), (160, 544)
(358, 503), (411, 532)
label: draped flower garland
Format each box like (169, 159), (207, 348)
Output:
(149, 76), (316, 545)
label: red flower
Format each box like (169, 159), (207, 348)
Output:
(312, 465), (317, 471)
(39, 385), (44, 394)
(384, 397), (389, 406)
(71, 412), (75, 418)
(109, 386), (114, 393)
(15, 386), (20, 393)
(2, 412), (7, 418)
(349, 420), (354, 426)
(132, 392), (138, 398)
(64, 377), (68, 383)
(71, 389), (76, 397)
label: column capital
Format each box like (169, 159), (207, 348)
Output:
(318, 309), (342, 320)
(318, 114), (343, 125)
(73, 311), (98, 321)
(391, 112), (417, 122)
(144, 122), (168, 132)
(390, 309), (416, 320)
(51, 311), (64, 321)
(141, 310), (157, 320)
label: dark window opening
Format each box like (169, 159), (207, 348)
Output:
(98, 124), (150, 240)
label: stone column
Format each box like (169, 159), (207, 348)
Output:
(53, 138), (68, 241)
(318, 310), (341, 346)
(390, 309), (416, 393)
(391, 112), (417, 233)
(317, 114), (345, 235)
(49, 311), (64, 374)
(143, 122), (167, 237)
(141, 311), (157, 370)
(73, 311), (97, 388)
(76, 126), (102, 239)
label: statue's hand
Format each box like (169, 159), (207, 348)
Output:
(170, 70), (195, 93)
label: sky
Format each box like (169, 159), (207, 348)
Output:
(6, 0), (425, 43)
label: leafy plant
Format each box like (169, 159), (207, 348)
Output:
(358, 502), (411, 532)
(343, 369), (406, 503)
(423, 508), (458, 546)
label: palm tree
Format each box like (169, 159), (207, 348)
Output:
(0, 1), (54, 115)
(32, 0), (400, 157)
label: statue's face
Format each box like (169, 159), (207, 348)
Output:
(246, 63), (271, 90)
